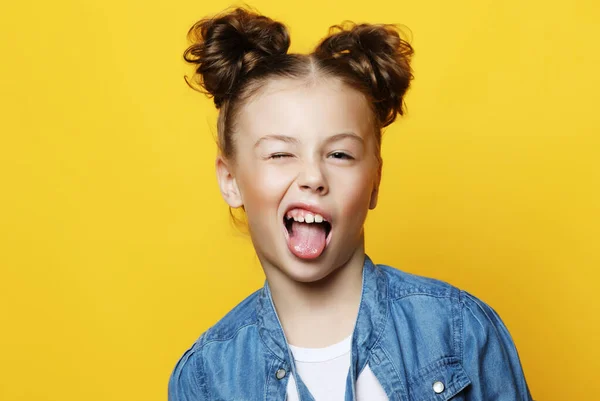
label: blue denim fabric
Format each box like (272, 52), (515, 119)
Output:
(169, 256), (533, 400)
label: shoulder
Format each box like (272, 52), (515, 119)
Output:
(168, 289), (262, 400)
(375, 264), (532, 398)
(174, 288), (262, 368)
(377, 263), (504, 325)
(195, 288), (262, 347)
(377, 263), (460, 300)
(373, 264), (533, 399)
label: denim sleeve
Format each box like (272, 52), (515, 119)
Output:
(461, 291), (533, 401)
(168, 345), (205, 401)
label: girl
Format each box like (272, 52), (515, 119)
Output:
(169, 7), (533, 401)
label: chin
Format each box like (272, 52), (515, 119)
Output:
(281, 259), (335, 283)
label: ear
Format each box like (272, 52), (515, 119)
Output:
(369, 160), (382, 210)
(216, 155), (243, 208)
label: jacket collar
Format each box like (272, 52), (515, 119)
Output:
(256, 255), (389, 366)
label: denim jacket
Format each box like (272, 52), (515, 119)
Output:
(169, 256), (533, 401)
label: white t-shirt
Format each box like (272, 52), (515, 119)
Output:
(285, 335), (388, 401)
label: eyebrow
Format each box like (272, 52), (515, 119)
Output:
(326, 132), (364, 145)
(254, 135), (299, 148)
(254, 132), (364, 148)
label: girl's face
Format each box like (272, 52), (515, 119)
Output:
(217, 78), (381, 283)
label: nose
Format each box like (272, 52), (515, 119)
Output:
(297, 159), (328, 195)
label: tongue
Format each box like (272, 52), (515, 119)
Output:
(288, 221), (327, 259)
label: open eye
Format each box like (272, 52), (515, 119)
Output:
(328, 151), (354, 160)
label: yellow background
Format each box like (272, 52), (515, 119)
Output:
(1, 0), (598, 400)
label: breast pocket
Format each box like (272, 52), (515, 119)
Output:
(407, 356), (471, 401)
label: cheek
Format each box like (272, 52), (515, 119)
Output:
(332, 169), (376, 216)
(238, 163), (294, 209)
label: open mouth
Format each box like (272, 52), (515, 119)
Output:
(283, 208), (332, 260)
(284, 215), (332, 237)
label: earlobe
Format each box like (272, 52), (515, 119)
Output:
(216, 156), (244, 208)
(369, 186), (379, 210)
(369, 161), (382, 210)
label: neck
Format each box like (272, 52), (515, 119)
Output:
(263, 246), (366, 348)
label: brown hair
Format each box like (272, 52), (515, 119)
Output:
(183, 7), (414, 161)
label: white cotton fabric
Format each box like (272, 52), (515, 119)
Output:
(285, 335), (388, 401)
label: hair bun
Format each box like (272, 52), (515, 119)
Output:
(314, 23), (414, 127)
(184, 8), (290, 108)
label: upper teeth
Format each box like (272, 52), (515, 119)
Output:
(286, 212), (325, 224)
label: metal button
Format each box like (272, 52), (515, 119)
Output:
(433, 381), (445, 394)
(275, 368), (286, 380)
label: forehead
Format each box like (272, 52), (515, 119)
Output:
(236, 78), (374, 141)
